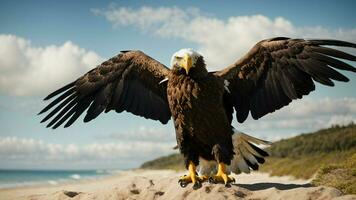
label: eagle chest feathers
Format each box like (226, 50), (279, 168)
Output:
(167, 74), (230, 144)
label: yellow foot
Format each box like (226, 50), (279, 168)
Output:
(178, 174), (207, 189)
(178, 162), (208, 189)
(208, 163), (235, 187)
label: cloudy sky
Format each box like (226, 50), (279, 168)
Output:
(0, 0), (355, 170)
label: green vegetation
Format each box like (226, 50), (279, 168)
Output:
(140, 124), (356, 194)
(259, 150), (355, 179)
(260, 123), (356, 179)
(312, 154), (356, 194)
(141, 153), (184, 170)
(265, 124), (356, 158)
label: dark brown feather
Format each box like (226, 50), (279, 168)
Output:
(167, 67), (234, 165)
(46, 99), (77, 128)
(38, 87), (76, 115)
(309, 52), (356, 72)
(215, 38), (356, 122)
(40, 51), (171, 128)
(64, 97), (93, 128)
(40, 93), (76, 123)
(43, 81), (75, 101)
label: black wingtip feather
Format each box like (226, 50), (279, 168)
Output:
(254, 155), (265, 164)
(310, 46), (356, 61)
(40, 118), (48, 123)
(309, 52), (356, 73)
(312, 76), (335, 86)
(40, 93), (76, 123)
(64, 98), (92, 128)
(52, 105), (77, 129)
(247, 141), (270, 157)
(43, 82), (75, 101)
(46, 99), (77, 128)
(243, 157), (259, 170)
(309, 39), (356, 48)
(38, 88), (76, 115)
(83, 110), (94, 123)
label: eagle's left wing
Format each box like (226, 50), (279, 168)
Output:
(39, 50), (171, 129)
(215, 37), (356, 123)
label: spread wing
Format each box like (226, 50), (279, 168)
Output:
(215, 37), (356, 123)
(39, 50), (171, 129)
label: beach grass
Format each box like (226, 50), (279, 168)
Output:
(312, 153), (356, 194)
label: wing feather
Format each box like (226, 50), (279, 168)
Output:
(64, 98), (93, 128)
(229, 130), (270, 174)
(39, 51), (171, 128)
(38, 87), (76, 115)
(44, 82), (76, 101)
(40, 93), (77, 123)
(309, 46), (356, 61)
(46, 99), (77, 128)
(215, 38), (356, 122)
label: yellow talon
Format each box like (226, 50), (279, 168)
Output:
(178, 161), (206, 189)
(209, 163), (235, 187)
(199, 175), (209, 182)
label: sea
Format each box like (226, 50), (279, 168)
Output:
(0, 169), (117, 188)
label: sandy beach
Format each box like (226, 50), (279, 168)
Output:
(0, 169), (355, 200)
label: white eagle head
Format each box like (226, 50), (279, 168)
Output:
(170, 48), (203, 75)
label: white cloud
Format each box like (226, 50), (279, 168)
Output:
(0, 125), (177, 169)
(263, 97), (356, 119)
(0, 34), (104, 96)
(94, 6), (356, 70)
(236, 97), (356, 138)
(99, 126), (175, 142)
(0, 136), (176, 169)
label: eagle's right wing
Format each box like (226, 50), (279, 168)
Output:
(215, 38), (356, 123)
(39, 51), (171, 129)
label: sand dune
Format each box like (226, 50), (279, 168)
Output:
(0, 169), (355, 200)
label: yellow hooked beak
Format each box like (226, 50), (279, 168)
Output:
(181, 53), (192, 75)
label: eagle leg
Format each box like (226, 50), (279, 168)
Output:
(178, 161), (206, 189)
(208, 162), (235, 187)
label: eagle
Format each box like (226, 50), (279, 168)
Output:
(39, 37), (356, 189)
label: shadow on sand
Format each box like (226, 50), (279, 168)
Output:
(234, 183), (313, 191)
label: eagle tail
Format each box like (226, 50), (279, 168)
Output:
(198, 130), (271, 176)
(228, 130), (271, 174)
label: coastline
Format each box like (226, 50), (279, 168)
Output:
(0, 169), (120, 189)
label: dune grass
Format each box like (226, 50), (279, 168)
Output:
(312, 153), (356, 194)
(259, 124), (356, 179)
(259, 150), (355, 179)
(141, 153), (184, 171)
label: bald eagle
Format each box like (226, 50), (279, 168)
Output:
(39, 37), (356, 189)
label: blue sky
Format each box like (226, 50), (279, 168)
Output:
(0, 0), (355, 170)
